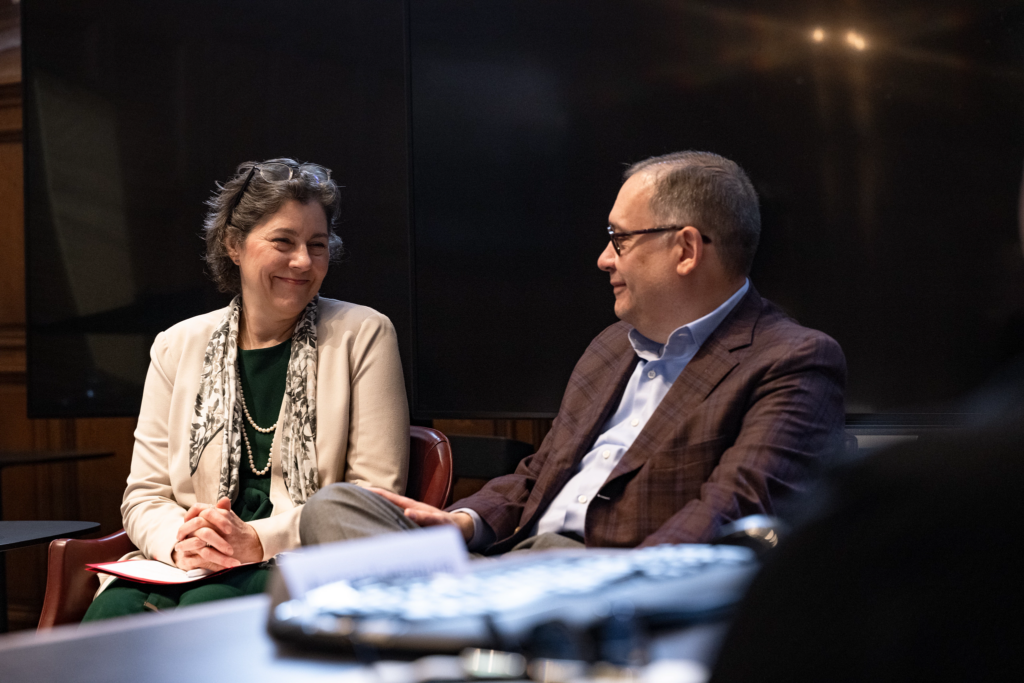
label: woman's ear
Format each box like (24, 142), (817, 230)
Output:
(225, 233), (242, 266)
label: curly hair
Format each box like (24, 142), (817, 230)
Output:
(203, 158), (343, 294)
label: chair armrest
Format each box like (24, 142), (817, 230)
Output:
(409, 426), (454, 508)
(38, 529), (138, 630)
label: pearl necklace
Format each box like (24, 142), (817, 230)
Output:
(238, 381), (275, 476)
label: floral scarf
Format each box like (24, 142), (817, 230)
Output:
(188, 295), (320, 505)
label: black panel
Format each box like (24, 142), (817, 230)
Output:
(23, 0), (411, 417)
(408, 0), (1024, 417)
(23, 0), (1024, 422)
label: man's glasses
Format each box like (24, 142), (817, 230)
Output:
(227, 161), (332, 227)
(606, 225), (711, 256)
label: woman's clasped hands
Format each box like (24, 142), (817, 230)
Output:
(172, 497), (264, 571)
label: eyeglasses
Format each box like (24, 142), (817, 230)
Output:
(226, 161), (332, 227)
(606, 225), (711, 256)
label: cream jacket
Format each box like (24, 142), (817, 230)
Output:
(121, 297), (409, 566)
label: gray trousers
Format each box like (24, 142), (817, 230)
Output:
(299, 483), (585, 554)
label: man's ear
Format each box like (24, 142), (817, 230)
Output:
(675, 226), (703, 277)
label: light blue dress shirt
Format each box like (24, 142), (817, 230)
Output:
(533, 279), (750, 538)
(460, 280), (750, 549)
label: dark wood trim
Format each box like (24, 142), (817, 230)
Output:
(0, 81), (21, 143)
(0, 81), (21, 108)
(0, 324), (26, 382)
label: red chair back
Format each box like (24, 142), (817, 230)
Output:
(38, 529), (137, 629)
(407, 426), (453, 508)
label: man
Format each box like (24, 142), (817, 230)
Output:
(300, 150), (847, 552)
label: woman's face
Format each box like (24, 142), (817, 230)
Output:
(226, 199), (330, 322)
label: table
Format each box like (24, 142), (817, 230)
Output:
(0, 521), (101, 552)
(0, 594), (726, 683)
(0, 595), (378, 683)
(0, 521), (101, 633)
(0, 450), (112, 634)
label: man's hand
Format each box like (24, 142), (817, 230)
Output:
(368, 488), (475, 543)
(172, 497), (264, 571)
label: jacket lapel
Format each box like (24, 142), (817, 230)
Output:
(561, 323), (641, 470)
(608, 286), (763, 480)
(519, 324), (640, 525)
(192, 424), (226, 503)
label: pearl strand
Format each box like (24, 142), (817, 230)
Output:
(240, 383), (278, 432)
(238, 381), (273, 476)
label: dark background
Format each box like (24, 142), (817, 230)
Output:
(23, 0), (411, 416)
(22, 0), (1024, 421)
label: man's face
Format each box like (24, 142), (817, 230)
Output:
(597, 173), (682, 337)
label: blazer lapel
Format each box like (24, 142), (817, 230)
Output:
(192, 424), (226, 503)
(608, 287), (763, 480)
(560, 324), (641, 470)
(519, 324), (640, 525)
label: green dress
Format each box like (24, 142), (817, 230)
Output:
(82, 340), (292, 622)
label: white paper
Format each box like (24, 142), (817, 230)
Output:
(90, 559), (195, 584)
(277, 526), (469, 597)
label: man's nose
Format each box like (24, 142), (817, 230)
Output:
(597, 241), (617, 271)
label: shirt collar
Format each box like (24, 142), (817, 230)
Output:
(628, 279), (750, 361)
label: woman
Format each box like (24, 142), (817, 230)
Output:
(83, 159), (409, 620)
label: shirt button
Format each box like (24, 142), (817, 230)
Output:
(631, 419), (639, 427)
(602, 450), (611, 459)
(647, 370), (656, 379)
(577, 495), (588, 504)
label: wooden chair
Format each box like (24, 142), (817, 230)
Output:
(37, 426), (452, 629)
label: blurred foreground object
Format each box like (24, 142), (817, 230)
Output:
(269, 544), (758, 656)
(710, 422), (1024, 682)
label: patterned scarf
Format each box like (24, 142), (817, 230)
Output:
(188, 295), (320, 506)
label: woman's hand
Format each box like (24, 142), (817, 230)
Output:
(172, 497), (264, 571)
(368, 487), (475, 543)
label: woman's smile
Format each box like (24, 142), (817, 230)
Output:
(274, 275), (311, 286)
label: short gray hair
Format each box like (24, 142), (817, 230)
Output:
(625, 151), (760, 277)
(203, 158), (343, 294)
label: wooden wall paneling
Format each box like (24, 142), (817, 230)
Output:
(434, 418), (553, 503)
(31, 419), (80, 520)
(0, 81), (24, 390)
(433, 418), (552, 452)
(0, 28), (37, 627)
(431, 419), (498, 440)
(495, 419), (552, 451)
(0, 1), (19, 88)
(3, 418), (79, 629)
(75, 417), (137, 536)
(0, 385), (41, 629)
(0, 8), (124, 630)
(0, 88), (22, 330)
(0, 386), (35, 507)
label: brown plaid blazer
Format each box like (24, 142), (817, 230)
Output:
(451, 285), (847, 553)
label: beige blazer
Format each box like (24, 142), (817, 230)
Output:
(121, 297), (409, 566)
